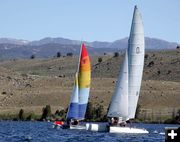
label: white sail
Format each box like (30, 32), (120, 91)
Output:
(66, 73), (79, 119)
(107, 51), (128, 120)
(107, 6), (144, 120)
(128, 6), (145, 119)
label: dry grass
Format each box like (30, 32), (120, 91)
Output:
(0, 50), (179, 115)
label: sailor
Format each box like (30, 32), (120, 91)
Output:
(71, 119), (79, 125)
(118, 117), (127, 127)
(119, 121), (127, 127)
(110, 117), (118, 125)
(114, 117), (118, 125)
(110, 117), (114, 125)
(73, 119), (79, 125)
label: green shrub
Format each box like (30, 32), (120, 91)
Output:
(98, 57), (102, 63)
(41, 105), (51, 120)
(57, 52), (61, 58)
(114, 52), (119, 57)
(18, 109), (25, 120)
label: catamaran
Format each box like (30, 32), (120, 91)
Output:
(86, 6), (149, 133)
(54, 43), (91, 129)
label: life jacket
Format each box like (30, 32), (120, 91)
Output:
(54, 121), (64, 125)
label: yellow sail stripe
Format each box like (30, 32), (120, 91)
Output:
(79, 71), (91, 88)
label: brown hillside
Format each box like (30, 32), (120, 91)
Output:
(0, 50), (179, 116)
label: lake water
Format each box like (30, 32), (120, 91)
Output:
(0, 121), (179, 142)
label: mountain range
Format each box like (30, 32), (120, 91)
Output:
(0, 37), (178, 59)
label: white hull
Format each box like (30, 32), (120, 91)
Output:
(109, 126), (149, 134)
(86, 123), (148, 134)
(70, 125), (86, 130)
(86, 123), (108, 132)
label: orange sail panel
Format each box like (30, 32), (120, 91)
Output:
(78, 43), (91, 119)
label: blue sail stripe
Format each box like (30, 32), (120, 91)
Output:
(78, 88), (90, 119)
(66, 103), (79, 119)
(78, 104), (87, 119)
(67, 103), (87, 119)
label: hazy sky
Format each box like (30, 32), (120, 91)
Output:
(0, 0), (179, 42)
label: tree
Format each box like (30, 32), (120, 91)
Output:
(41, 105), (51, 120)
(98, 57), (102, 63)
(85, 102), (105, 121)
(172, 108), (176, 120)
(114, 52), (119, 57)
(95, 105), (104, 120)
(157, 70), (161, 75)
(178, 109), (180, 117)
(147, 61), (154, 67)
(175, 109), (180, 122)
(59, 109), (66, 118)
(85, 102), (94, 120)
(30, 55), (35, 59)
(135, 104), (141, 119)
(18, 109), (24, 120)
(57, 52), (61, 58)
(145, 54), (149, 59)
(55, 110), (60, 116)
(67, 53), (73, 57)
(167, 70), (172, 74)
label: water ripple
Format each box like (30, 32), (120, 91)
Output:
(0, 121), (179, 142)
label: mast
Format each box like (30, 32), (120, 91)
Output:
(77, 42), (83, 74)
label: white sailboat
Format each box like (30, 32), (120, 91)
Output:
(107, 5), (148, 134)
(86, 5), (148, 133)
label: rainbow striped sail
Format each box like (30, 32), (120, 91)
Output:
(66, 43), (91, 120)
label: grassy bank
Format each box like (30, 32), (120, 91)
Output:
(0, 104), (179, 124)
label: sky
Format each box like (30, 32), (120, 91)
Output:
(0, 0), (179, 42)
